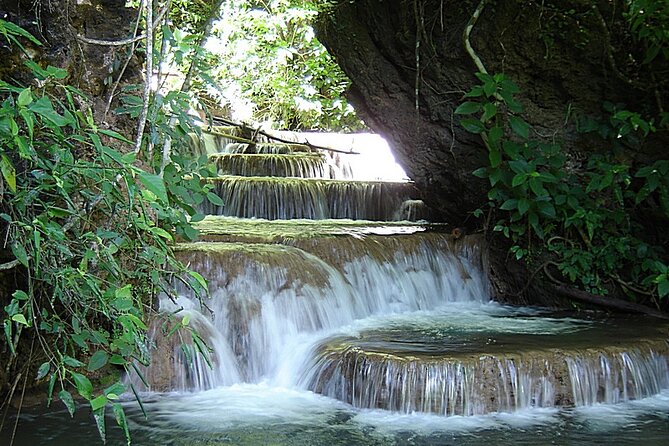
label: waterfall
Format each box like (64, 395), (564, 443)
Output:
(135, 128), (669, 419)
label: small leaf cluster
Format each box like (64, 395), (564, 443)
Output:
(458, 72), (669, 301)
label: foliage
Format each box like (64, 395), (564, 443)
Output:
(625, 0), (669, 64)
(0, 19), (219, 443)
(457, 72), (669, 302)
(205, 0), (362, 131)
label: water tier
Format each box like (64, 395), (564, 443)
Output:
(300, 317), (669, 416)
(204, 176), (419, 220)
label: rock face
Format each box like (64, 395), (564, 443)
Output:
(315, 0), (669, 223)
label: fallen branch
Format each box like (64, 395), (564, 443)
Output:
(552, 284), (669, 320)
(208, 117), (361, 155)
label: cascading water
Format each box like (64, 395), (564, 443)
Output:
(9, 127), (668, 445)
(134, 126), (669, 421)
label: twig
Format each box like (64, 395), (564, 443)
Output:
(75, 2), (169, 48)
(134, 0), (154, 155)
(0, 259), (21, 271)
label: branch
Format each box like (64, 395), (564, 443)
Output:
(208, 117), (361, 155)
(553, 284), (669, 320)
(0, 259), (21, 271)
(134, 0), (154, 154)
(75, 2), (169, 47)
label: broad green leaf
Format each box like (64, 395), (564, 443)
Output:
(87, 351), (109, 372)
(59, 390), (75, 417)
(12, 290), (28, 301)
(63, 356), (84, 367)
(500, 199), (518, 211)
(206, 192), (224, 206)
(188, 271), (208, 291)
(10, 242), (27, 267)
(460, 118), (485, 134)
(36, 361), (50, 380)
(511, 173), (527, 187)
(93, 406), (106, 443)
(149, 226), (173, 241)
(138, 171), (168, 203)
(454, 101), (481, 115)
(11, 314), (28, 326)
(71, 371), (93, 399)
(518, 198), (531, 216)
(190, 213), (206, 223)
(109, 354), (127, 365)
(481, 103), (497, 122)
(90, 394), (108, 411)
(658, 278), (669, 297)
(509, 115), (529, 139)
(113, 403), (131, 445)
(486, 125), (503, 149)
(29, 97), (73, 127)
(17, 87), (32, 107)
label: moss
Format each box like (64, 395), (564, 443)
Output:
(210, 153), (327, 178)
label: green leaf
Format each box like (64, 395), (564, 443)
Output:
(10, 242), (28, 267)
(206, 192), (224, 206)
(149, 226), (174, 241)
(188, 270), (208, 291)
(454, 101), (482, 115)
(93, 406), (106, 443)
(98, 128), (133, 144)
(464, 86), (484, 98)
(17, 87), (32, 107)
(518, 198), (530, 216)
(12, 290), (28, 301)
(500, 199), (518, 211)
(489, 147), (502, 168)
(509, 115), (529, 139)
(460, 118), (485, 134)
(59, 390), (75, 417)
(511, 173), (527, 187)
(71, 372), (93, 399)
(3, 20), (42, 46)
(658, 278), (669, 297)
(487, 125), (503, 149)
(472, 167), (488, 178)
(29, 97), (73, 127)
(90, 394), (108, 411)
(36, 361), (50, 380)
(63, 356), (84, 367)
(481, 103), (497, 122)
(109, 354), (127, 366)
(137, 171), (169, 203)
(11, 314), (29, 326)
(112, 403), (131, 445)
(87, 351), (109, 372)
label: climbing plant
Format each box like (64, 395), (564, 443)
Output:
(457, 72), (669, 303)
